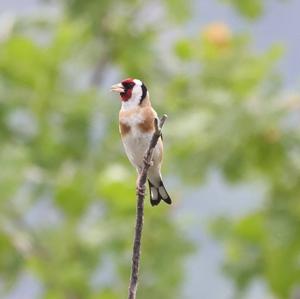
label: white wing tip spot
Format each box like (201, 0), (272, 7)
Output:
(159, 186), (168, 199)
(151, 187), (158, 200)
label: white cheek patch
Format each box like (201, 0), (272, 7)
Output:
(132, 84), (142, 96)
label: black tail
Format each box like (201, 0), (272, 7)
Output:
(148, 180), (172, 206)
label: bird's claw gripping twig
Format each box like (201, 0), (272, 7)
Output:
(136, 185), (146, 197)
(143, 158), (153, 168)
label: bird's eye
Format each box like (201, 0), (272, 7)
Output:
(122, 81), (135, 89)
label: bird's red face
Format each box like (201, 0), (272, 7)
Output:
(111, 78), (136, 102)
(120, 78), (136, 101)
(111, 78), (147, 107)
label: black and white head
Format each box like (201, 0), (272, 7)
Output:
(111, 78), (148, 109)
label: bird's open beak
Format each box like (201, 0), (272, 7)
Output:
(111, 83), (124, 93)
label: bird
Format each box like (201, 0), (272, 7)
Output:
(111, 78), (172, 206)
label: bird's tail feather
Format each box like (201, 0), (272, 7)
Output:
(148, 179), (172, 206)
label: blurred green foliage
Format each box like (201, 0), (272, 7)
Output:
(0, 0), (299, 299)
(0, 0), (192, 298)
(221, 0), (264, 18)
(221, 0), (285, 19)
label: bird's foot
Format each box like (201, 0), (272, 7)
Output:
(143, 158), (153, 167)
(136, 185), (146, 197)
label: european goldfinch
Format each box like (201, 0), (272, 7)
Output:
(111, 78), (171, 206)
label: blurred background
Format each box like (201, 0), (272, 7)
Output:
(0, 0), (300, 298)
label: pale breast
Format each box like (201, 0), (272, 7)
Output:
(119, 106), (159, 169)
(122, 129), (153, 169)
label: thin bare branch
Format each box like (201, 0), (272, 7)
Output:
(128, 114), (168, 299)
